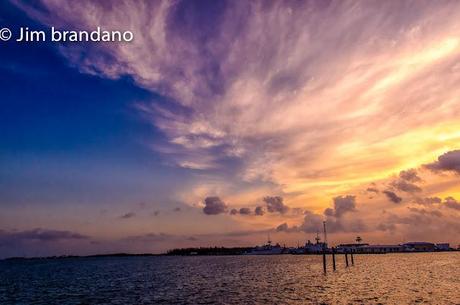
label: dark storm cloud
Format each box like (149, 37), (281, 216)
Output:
(264, 196), (290, 214)
(119, 212), (136, 219)
(383, 190), (402, 204)
(443, 197), (460, 210)
(425, 150), (460, 174)
(254, 206), (265, 216)
(203, 196), (228, 215)
(324, 195), (356, 218)
(0, 228), (89, 246)
(399, 169), (422, 182)
(414, 197), (442, 206)
(390, 179), (422, 193)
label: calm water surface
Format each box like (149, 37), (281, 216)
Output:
(1, 253), (459, 305)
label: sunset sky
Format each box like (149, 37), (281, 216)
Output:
(1, 0), (460, 258)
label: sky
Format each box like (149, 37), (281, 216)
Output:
(1, 0), (460, 258)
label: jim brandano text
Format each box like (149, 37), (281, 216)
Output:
(16, 27), (134, 42)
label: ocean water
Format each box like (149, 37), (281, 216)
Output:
(1, 253), (459, 305)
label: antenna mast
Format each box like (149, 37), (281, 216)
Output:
(323, 221), (327, 245)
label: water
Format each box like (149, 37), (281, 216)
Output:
(1, 253), (459, 305)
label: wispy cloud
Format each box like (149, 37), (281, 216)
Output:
(16, 1), (460, 190)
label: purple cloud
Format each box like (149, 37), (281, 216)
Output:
(425, 150), (460, 174)
(254, 206), (265, 216)
(383, 190), (402, 204)
(239, 207), (251, 215)
(444, 197), (460, 210)
(399, 169), (421, 182)
(390, 179), (422, 193)
(414, 197), (441, 206)
(264, 196), (289, 214)
(366, 187), (379, 193)
(325, 195), (356, 218)
(119, 212), (136, 219)
(203, 196), (228, 215)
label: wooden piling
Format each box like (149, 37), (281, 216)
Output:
(351, 252), (354, 266)
(345, 252), (349, 267)
(332, 248), (336, 271)
(322, 249), (327, 274)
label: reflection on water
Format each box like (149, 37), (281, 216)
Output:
(1, 253), (460, 304)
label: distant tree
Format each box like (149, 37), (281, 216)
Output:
(356, 236), (363, 244)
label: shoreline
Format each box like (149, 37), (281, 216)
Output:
(2, 249), (458, 262)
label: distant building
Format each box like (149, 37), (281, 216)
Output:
(435, 243), (450, 251)
(403, 242), (435, 252)
(336, 243), (369, 253)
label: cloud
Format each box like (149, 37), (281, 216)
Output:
(390, 179), (422, 193)
(407, 207), (443, 217)
(325, 195), (356, 218)
(229, 207), (252, 215)
(383, 190), (403, 204)
(377, 210), (450, 233)
(0, 228), (89, 246)
(414, 197), (441, 206)
(376, 210), (460, 240)
(366, 187), (379, 193)
(16, 1), (460, 193)
(399, 169), (422, 182)
(376, 222), (397, 232)
(264, 196), (289, 214)
(276, 222), (290, 232)
(444, 196), (460, 210)
(298, 209), (366, 234)
(254, 206), (265, 216)
(173, 207), (181, 212)
(203, 196), (228, 215)
(239, 207), (252, 215)
(425, 150), (460, 174)
(124, 232), (172, 243)
(119, 212), (136, 219)
(299, 211), (324, 233)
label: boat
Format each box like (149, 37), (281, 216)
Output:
(245, 235), (285, 255)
